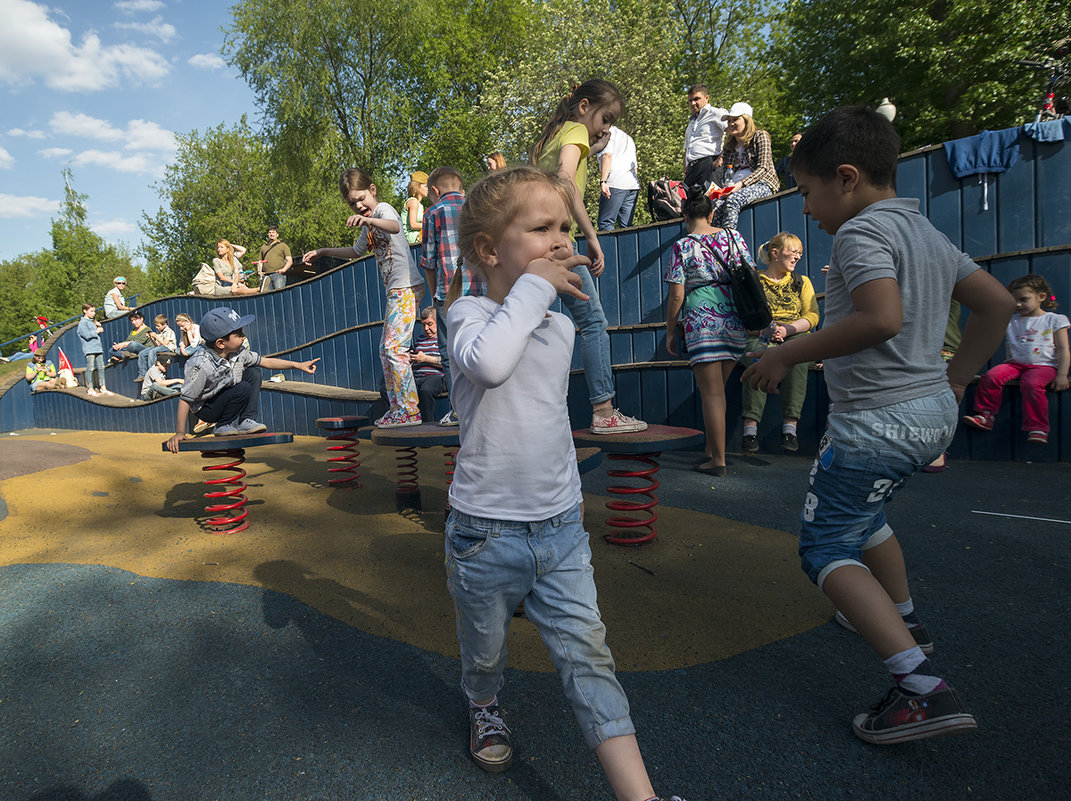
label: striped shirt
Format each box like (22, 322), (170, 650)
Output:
(410, 331), (443, 379)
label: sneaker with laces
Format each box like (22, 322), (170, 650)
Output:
(590, 409), (647, 435)
(1026, 430), (1048, 444)
(834, 610), (934, 654)
(781, 432), (799, 452)
(852, 685), (977, 744)
(962, 412), (994, 431)
(375, 410), (422, 428)
(214, 421), (240, 436)
(236, 418), (267, 434)
(741, 434), (759, 453)
(439, 410), (459, 426)
(469, 701), (513, 772)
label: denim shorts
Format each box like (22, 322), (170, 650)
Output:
(444, 503), (634, 748)
(799, 391), (957, 587)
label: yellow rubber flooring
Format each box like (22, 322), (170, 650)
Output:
(0, 431), (831, 672)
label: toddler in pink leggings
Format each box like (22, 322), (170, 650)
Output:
(963, 274), (1069, 444)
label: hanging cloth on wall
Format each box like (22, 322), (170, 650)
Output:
(943, 128), (1022, 211)
(1023, 118), (1071, 142)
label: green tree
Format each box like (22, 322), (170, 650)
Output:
(140, 120), (350, 294)
(224, 0), (417, 182)
(774, 0), (1071, 149)
(479, 0), (684, 224)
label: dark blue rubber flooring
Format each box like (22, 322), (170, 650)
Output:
(1, 456), (1068, 800)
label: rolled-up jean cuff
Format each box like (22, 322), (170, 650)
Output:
(863, 523), (895, 550)
(816, 558), (868, 591)
(584, 714), (636, 749)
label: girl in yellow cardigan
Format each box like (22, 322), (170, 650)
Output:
(740, 231), (820, 453)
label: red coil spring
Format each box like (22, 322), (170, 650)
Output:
(324, 427), (361, 487)
(444, 449), (456, 486)
(603, 452), (661, 546)
(200, 448), (249, 535)
(396, 445), (419, 495)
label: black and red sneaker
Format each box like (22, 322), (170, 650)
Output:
(853, 685), (978, 744)
(469, 700), (513, 772)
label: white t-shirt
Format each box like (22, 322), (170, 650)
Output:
(353, 202), (423, 290)
(446, 274), (582, 521)
(1005, 311), (1070, 366)
(597, 126), (640, 190)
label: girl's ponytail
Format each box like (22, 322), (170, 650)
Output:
(445, 259), (466, 311)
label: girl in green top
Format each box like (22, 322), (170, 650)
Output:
(529, 79), (647, 434)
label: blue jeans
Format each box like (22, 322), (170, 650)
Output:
(560, 263), (614, 406)
(261, 272), (287, 291)
(597, 188), (638, 231)
(138, 345), (173, 376)
(84, 353), (104, 389)
(445, 504), (634, 749)
(799, 392), (957, 587)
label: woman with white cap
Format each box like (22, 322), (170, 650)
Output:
(714, 102), (780, 229)
(103, 276), (133, 319)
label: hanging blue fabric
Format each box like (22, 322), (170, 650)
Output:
(1023, 118), (1071, 142)
(943, 128), (1022, 178)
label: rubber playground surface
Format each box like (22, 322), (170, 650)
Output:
(0, 429), (1067, 800)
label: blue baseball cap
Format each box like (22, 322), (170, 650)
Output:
(200, 307), (256, 343)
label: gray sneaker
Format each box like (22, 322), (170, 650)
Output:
(469, 701), (512, 773)
(236, 418), (267, 434)
(213, 422), (240, 436)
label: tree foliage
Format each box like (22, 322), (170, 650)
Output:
(139, 120), (350, 295)
(1, 170), (141, 354)
(774, 0), (1071, 149)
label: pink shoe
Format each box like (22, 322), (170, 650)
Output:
(375, 410), (422, 429)
(1026, 430), (1048, 444)
(962, 412), (994, 431)
(100, 389), (115, 396)
(86, 389), (101, 397)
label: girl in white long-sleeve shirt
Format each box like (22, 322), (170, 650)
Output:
(443, 166), (688, 801)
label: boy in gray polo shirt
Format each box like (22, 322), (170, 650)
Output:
(743, 106), (1015, 745)
(165, 307), (321, 452)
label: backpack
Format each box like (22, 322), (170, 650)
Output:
(693, 234), (773, 331)
(647, 178), (686, 221)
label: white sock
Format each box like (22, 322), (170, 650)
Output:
(743, 424), (758, 437)
(782, 422), (797, 434)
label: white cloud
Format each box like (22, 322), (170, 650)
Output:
(0, 0), (169, 92)
(51, 111), (124, 142)
(92, 218), (136, 236)
(73, 148), (162, 176)
(114, 0), (164, 12)
(124, 119), (176, 152)
(189, 52), (225, 70)
(6, 127), (46, 139)
(49, 112), (175, 154)
(39, 147), (73, 158)
(114, 16), (176, 43)
(0, 146), (13, 169)
(0, 192), (59, 218)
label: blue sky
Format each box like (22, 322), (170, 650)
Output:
(0, 0), (260, 262)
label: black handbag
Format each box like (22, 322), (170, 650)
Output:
(694, 233), (773, 331)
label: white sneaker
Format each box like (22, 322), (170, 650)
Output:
(236, 418), (267, 434)
(439, 410), (459, 426)
(590, 409), (647, 434)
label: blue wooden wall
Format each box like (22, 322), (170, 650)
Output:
(5, 129), (1069, 461)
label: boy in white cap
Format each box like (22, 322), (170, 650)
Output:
(165, 307), (321, 451)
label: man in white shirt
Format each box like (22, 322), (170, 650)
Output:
(593, 125), (640, 231)
(683, 84), (728, 190)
